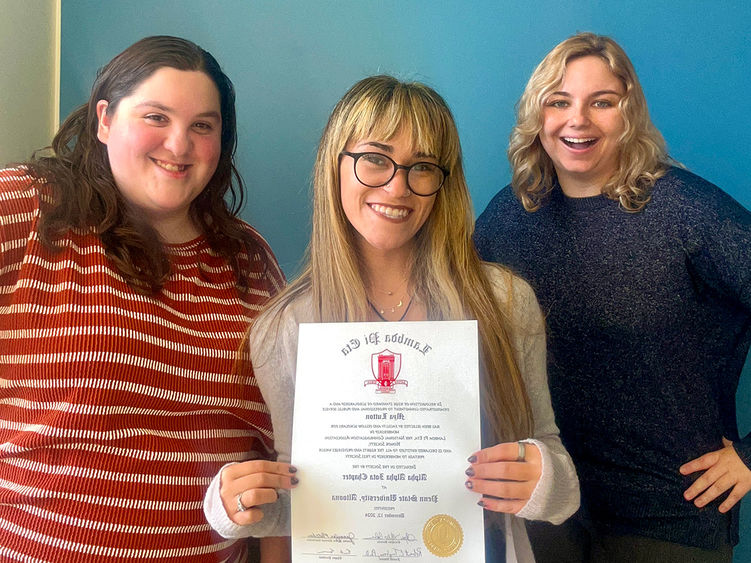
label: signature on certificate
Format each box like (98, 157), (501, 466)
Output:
(307, 547), (354, 560)
(302, 530), (422, 561)
(363, 547), (422, 560)
(305, 531), (356, 544)
(363, 531), (418, 543)
(303, 547), (422, 561)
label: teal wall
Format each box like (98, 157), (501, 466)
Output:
(60, 1), (751, 558)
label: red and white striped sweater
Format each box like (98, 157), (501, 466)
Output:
(0, 168), (285, 562)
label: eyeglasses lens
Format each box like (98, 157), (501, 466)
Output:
(408, 164), (443, 195)
(355, 153), (394, 187)
(355, 153), (443, 195)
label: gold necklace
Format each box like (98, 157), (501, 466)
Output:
(368, 295), (406, 315)
(368, 296), (414, 322)
(371, 276), (408, 298)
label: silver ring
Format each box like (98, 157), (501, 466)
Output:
(516, 441), (526, 462)
(236, 492), (249, 513)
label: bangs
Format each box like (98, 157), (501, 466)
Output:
(345, 83), (452, 164)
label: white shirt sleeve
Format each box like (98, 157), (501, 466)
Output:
(203, 462), (291, 538)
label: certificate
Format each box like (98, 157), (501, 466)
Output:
(291, 321), (485, 561)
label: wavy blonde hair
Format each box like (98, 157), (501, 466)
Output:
(261, 75), (533, 442)
(509, 32), (671, 212)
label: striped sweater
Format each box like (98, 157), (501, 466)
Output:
(0, 168), (285, 562)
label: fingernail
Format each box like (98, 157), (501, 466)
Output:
(465, 467), (475, 477)
(467, 455), (477, 463)
(465, 480), (473, 489)
(291, 476), (299, 485)
(477, 500), (485, 507)
(289, 466), (298, 473)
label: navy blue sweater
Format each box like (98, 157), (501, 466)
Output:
(474, 167), (751, 549)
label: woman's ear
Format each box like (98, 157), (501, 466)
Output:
(96, 100), (111, 144)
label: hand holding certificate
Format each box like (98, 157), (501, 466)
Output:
(291, 321), (485, 561)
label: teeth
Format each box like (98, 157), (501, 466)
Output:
(563, 137), (595, 144)
(155, 159), (187, 172)
(371, 204), (409, 219)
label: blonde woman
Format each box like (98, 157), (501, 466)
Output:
(204, 75), (579, 562)
(475, 32), (751, 562)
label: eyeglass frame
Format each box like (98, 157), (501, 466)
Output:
(339, 151), (450, 197)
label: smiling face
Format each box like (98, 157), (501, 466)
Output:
(539, 55), (626, 197)
(340, 128), (437, 263)
(96, 67), (222, 241)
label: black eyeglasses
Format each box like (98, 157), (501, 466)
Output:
(340, 151), (449, 197)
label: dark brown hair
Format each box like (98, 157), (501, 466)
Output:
(27, 35), (265, 293)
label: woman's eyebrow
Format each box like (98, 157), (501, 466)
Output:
(548, 89), (622, 97)
(134, 101), (220, 120)
(360, 141), (393, 152)
(358, 142), (436, 160)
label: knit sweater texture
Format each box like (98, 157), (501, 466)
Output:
(474, 166), (751, 549)
(0, 168), (285, 562)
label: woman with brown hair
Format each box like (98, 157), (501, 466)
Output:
(0, 36), (284, 561)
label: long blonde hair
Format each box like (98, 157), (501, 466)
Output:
(260, 75), (533, 442)
(509, 32), (671, 212)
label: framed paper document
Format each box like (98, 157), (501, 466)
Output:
(291, 321), (485, 561)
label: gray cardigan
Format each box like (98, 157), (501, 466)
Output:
(204, 265), (580, 562)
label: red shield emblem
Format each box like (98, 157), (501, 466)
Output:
(365, 349), (407, 393)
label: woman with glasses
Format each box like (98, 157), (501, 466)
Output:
(203, 75), (579, 562)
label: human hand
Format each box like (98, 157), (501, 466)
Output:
(680, 438), (751, 513)
(465, 441), (542, 513)
(220, 460), (298, 525)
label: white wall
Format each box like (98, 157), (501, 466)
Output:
(0, 0), (59, 166)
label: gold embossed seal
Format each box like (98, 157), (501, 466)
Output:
(422, 514), (463, 557)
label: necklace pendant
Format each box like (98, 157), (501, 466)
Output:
(368, 295), (413, 323)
